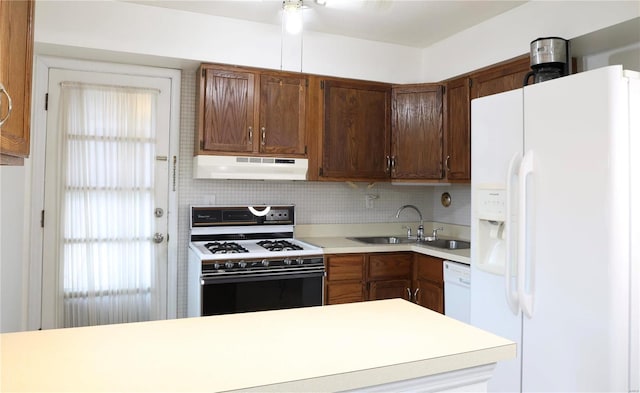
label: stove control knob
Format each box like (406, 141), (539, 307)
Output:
(296, 257), (304, 265)
(238, 261), (247, 268)
(261, 259), (269, 267)
(283, 258), (292, 265)
(214, 263), (222, 270)
(225, 261), (235, 269)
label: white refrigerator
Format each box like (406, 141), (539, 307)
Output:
(470, 65), (639, 392)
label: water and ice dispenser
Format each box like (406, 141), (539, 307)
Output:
(474, 186), (508, 274)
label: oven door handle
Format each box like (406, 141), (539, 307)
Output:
(201, 270), (325, 285)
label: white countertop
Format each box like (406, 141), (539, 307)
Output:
(295, 222), (471, 264)
(2, 300), (513, 392)
(299, 236), (471, 264)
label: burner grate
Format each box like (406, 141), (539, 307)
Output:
(257, 240), (304, 252)
(205, 242), (249, 254)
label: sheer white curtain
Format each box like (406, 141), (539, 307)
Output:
(57, 82), (161, 328)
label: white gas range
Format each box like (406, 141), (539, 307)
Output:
(187, 205), (325, 317)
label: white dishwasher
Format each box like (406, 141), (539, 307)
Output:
(443, 260), (471, 324)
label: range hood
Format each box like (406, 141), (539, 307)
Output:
(193, 155), (308, 180)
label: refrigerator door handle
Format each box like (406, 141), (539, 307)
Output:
(518, 149), (535, 318)
(505, 152), (521, 315)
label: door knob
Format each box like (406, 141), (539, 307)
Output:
(153, 233), (165, 243)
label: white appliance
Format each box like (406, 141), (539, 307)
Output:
(470, 65), (639, 392)
(193, 155), (308, 180)
(443, 260), (471, 324)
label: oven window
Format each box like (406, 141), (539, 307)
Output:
(202, 275), (323, 316)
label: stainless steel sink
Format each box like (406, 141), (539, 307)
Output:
(347, 236), (418, 245)
(421, 239), (471, 250)
(347, 236), (470, 249)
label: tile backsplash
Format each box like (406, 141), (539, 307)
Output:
(176, 70), (470, 316)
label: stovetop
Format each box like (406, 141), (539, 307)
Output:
(188, 205), (323, 262)
(189, 238), (322, 261)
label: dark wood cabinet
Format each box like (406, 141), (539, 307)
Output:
(259, 74), (306, 155)
(325, 254), (366, 305)
(367, 252), (414, 301)
(413, 254), (444, 313)
(319, 79), (391, 180)
(196, 64), (307, 157)
(470, 55), (530, 99)
(0, 0), (34, 165)
(197, 66), (256, 154)
(444, 76), (471, 181)
(391, 84), (444, 180)
(324, 251), (446, 314)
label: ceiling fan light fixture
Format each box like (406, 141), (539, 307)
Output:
(283, 0), (303, 34)
(314, 0), (327, 5)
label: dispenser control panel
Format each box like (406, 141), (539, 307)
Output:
(476, 186), (506, 221)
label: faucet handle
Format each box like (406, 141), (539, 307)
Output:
(402, 225), (412, 238)
(432, 227), (444, 237)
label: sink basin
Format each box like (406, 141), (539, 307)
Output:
(422, 239), (471, 250)
(348, 236), (418, 245)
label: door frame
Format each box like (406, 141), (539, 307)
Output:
(27, 56), (180, 329)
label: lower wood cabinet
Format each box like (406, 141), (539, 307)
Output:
(414, 254), (444, 313)
(325, 251), (445, 314)
(325, 254), (366, 304)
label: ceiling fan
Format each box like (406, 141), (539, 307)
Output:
(281, 0), (391, 34)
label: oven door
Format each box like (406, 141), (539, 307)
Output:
(200, 270), (324, 316)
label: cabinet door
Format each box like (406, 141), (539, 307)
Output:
(470, 55), (530, 99)
(259, 74), (306, 156)
(0, 0), (34, 164)
(321, 80), (391, 180)
(368, 253), (413, 280)
(197, 67), (256, 154)
(444, 77), (471, 181)
(415, 279), (444, 313)
(414, 254), (444, 313)
(325, 254), (365, 305)
(392, 85), (443, 180)
(369, 279), (412, 301)
(326, 282), (366, 305)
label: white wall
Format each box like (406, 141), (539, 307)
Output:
(34, 0), (423, 83)
(421, 1), (640, 81)
(0, 166), (28, 333)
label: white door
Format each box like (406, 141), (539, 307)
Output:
(521, 66), (631, 391)
(41, 68), (172, 329)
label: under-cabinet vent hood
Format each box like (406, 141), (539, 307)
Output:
(193, 155), (308, 180)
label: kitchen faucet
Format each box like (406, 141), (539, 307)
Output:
(395, 205), (424, 240)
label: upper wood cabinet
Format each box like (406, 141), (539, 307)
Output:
(196, 64), (307, 157)
(317, 78), (391, 180)
(0, 0), (35, 165)
(444, 76), (471, 181)
(391, 84), (444, 180)
(470, 55), (530, 99)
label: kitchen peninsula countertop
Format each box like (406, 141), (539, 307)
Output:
(1, 299), (514, 392)
(296, 222), (471, 264)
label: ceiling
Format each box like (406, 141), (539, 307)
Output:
(125, 0), (527, 48)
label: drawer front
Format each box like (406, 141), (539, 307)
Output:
(368, 253), (413, 280)
(326, 254), (365, 281)
(326, 282), (365, 304)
